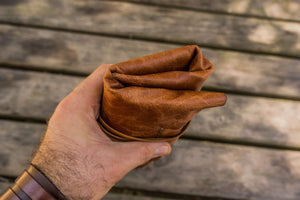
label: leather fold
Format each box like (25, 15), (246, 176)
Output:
(99, 45), (226, 144)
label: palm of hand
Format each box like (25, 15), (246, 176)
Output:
(31, 64), (171, 200)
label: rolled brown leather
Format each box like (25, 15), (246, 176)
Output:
(99, 45), (226, 144)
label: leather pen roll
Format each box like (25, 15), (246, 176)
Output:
(99, 45), (227, 144)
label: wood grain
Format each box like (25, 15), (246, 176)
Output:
(0, 120), (44, 176)
(1, 120), (300, 200)
(1, 1), (299, 200)
(1, 1), (300, 57)
(102, 194), (172, 200)
(122, 0), (300, 21)
(1, 25), (299, 99)
(0, 177), (12, 194)
(0, 68), (300, 148)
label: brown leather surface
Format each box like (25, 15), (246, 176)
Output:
(98, 116), (190, 144)
(100, 45), (227, 143)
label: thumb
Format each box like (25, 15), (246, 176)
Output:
(116, 142), (171, 170)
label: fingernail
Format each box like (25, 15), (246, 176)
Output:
(154, 145), (170, 157)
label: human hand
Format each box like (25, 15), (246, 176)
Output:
(31, 64), (171, 200)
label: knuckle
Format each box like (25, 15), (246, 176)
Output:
(56, 97), (71, 113)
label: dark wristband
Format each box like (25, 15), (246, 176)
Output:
(0, 165), (68, 200)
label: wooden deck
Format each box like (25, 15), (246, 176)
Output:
(0, 1), (300, 199)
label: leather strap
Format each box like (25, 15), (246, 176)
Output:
(15, 171), (55, 200)
(0, 165), (68, 200)
(10, 185), (30, 200)
(98, 116), (190, 144)
(28, 165), (67, 200)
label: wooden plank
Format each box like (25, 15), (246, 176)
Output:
(1, 120), (300, 200)
(120, 140), (300, 200)
(0, 177), (12, 194)
(188, 95), (300, 148)
(123, 0), (300, 22)
(1, 68), (300, 147)
(1, 25), (300, 99)
(0, 68), (82, 119)
(0, 25), (178, 74)
(0, 120), (44, 176)
(1, 1), (300, 57)
(103, 193), (172, 200)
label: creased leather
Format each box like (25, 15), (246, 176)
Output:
(99, 45), (227, 144)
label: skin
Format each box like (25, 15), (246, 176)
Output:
(31, 64), (171, 200)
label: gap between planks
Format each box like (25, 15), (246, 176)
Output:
(1, 20), (300, 60)
(2, 123), (300, 199)
(106, 0), (300, 23)
(1, 63), (298, 102)
(1, 24), (299, 99)
(1, 118), (300, 152)
(0, 177), (238, 200)
(1, 0), (300, 62)
(0, 69), (299, 149)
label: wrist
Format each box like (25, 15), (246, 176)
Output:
(30, 143), (83, 200)
(31, 138), (110, 200)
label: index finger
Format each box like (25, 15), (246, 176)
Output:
(72, 64), (111, 106)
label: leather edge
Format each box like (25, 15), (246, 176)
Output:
(28, 165), (68, 200)
(98, 116), (190, 144)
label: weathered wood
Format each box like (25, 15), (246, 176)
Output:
(189, 95), (300, 148)
(1, 1), (300, 57)
(0, 177), (12, 194)
(123, 0), (300, 21)
(102, 193), (172, 200)
(0, 25), (177, 74)
(121, 140), (300, 200)
(1, 120), (300, 200)
(1, 68), (300, 147)
(1, 25), (300, 99)
(0, 120), (44, 176)
(0, 69), (82, 119)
